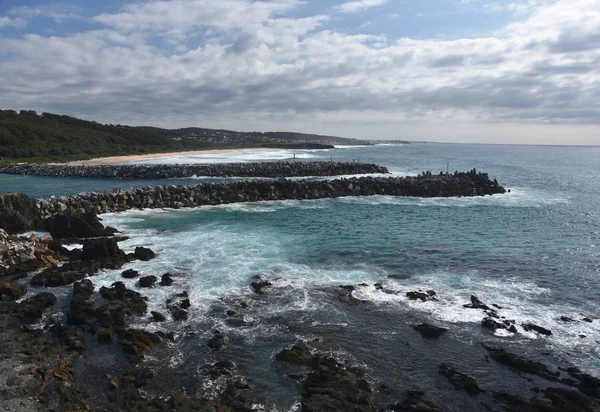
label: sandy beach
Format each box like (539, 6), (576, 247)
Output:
(66, 148), (270, 166)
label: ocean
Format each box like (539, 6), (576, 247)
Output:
(4, 142), (600, 410)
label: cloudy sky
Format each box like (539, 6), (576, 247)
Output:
(0, 0), (599, 144)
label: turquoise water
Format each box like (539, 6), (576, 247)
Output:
(5, 143), (600, 409)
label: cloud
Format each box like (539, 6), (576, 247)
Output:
(0, 15), (27, 29)
(8, 5), (82, 22)
(335, 0), (389, 13)
(0, 0), (599, 143)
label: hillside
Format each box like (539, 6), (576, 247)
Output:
(0, 110), (385, 161)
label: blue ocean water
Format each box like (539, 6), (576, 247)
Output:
(4, 143), (600, 409)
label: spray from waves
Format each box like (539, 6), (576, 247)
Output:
(353, 270), (600, 373)
(125, 149), (319, 165)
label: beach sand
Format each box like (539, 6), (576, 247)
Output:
(66, 148), (270, 166)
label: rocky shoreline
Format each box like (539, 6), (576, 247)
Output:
(32, 170), (506, 218)
(0, 161), (388, 179)
(9, 169), (600, 411)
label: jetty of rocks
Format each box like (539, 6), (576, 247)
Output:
(35, 169), (506, 217)
(0, 161), (388, 179)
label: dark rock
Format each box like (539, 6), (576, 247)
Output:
(139, 275), (157, 288)
(0, 282), (27, 301)
(15, 292), (57, 323)
(167, 292), (190, 321)
(50, 322), (88, 353)
(81, 237), (125, 261)
(250, 279), (272, 294)
(331, 285), (364, 305)
(482, 317), (515, 332)
(582, 317), (593, 323)
(388, 390), (443, 411)
(122, 269), (140, 279)
(413, 323), (448, 339)
(31, 260), (97, 287)
(119, 329), (161, 357)
(97, 329), (113, 344)
(277, 343), (373, 411)
(406, 290), (438, 302)
(131, 246), (156, 261)
(560, 316), (574, 323)
(43, 210), (116, 239)
(96, 282), (148, 329)
(493, 387), (600, 412)
(121, 368), (154, 388)
(151, 311), (166, 322)
(276, 343), (315, 366)
(484, 345), (561, 382)
(66, 280), (95, 331)
(160, 273), (174, 286)
(0, 193), (40, 233)
(522, 323), (552, 336)
(439, 364), (483, 394)
(463, 295), (490, 310)
(226, 309), (237, 316)
(207, 330), (225, 350)
(566, 367), (600, 398)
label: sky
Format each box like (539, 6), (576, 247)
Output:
(0, 0), (599, 145)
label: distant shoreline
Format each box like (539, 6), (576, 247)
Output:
(65, 148), (271, 166)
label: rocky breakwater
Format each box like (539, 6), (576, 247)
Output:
(35, 169), (507, 215)
(0, 161), (389, 179)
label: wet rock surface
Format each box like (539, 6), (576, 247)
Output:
(438, 364), (483, 394)
(0, 192), (40, 233)
(413, 323), (448, 339)
(277, 343), (374, 411)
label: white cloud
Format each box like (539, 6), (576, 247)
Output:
(0, 0), (599, 144)
(8, 5), (82, 22)
(335, 0), (389, 14)
(0, 15), (26, 29)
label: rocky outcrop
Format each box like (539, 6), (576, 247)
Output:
(0, 193), (39, 233)
(43, 210), (117, 239)
(413, 323), (448, 339)
(484, 345), (561, 382)
(0, 161), (389, 179)
(0, 229), (59, 281)
(406, 290), (438, 302)
(276, 343), (374, 411)
(438, 364), (483, 394)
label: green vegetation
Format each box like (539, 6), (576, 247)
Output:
(0, 110), (394, 162)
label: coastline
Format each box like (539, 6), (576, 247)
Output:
(65, 148), (272, 166)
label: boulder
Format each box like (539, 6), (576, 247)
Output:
(483, 345), (561, 382)
(0, 193), (39, 234)
(406, 290), (438, 302)
(522, 323), (552, 336)
(151, 311), (166, 322)
(207, 330), (225, 350)
(463, 295), (491, 310)
(388, 390), (443, 411)
(0, 282), (27, 301)
(160, 273), (174, 286)
(413, 323), (448, 339)
(439, 364), (483, 394)
(81, 237), (126, 261)
(122, 269), (140, 279)
(139, 275), (157, 288)
(97, 329), (113, 344)
(131, 247), (156, 261)
(43, 210), (116, 239)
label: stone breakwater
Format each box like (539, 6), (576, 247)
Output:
(35, 170), (506, 216)
(0, 161), (389, 179)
